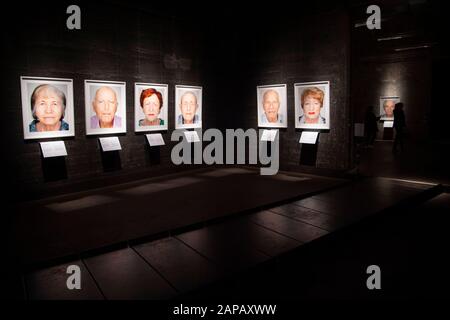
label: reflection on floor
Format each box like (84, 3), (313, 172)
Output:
(45, 195), (120, 213)
(12, 167), (343, 266)
(358, 139), (450, 185)
(22, 173), (446, 300)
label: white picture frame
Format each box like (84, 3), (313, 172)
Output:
(20, 76), (75, 140)
(134, 83), (168, 132)
(294, 81), (330, 130)
(175, 85), (202, 130)
(379, 96), (400, 121)
(85, 80), (127, 135)
(257, 84), (288, 128)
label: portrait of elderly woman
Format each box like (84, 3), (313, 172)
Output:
(379, 96), (400, 121)
(135, 83), (168, 132)
(85, 80), (127, 135)
(175, 85), (202, 129)
(295, 81), (330, 130)
(21, 76), (75, 140)
(257, 84), (288, 128)
(29, 84), (69, 132)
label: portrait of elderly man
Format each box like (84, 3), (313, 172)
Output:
(257, 84), (287, 128)
(177, 91), (200, 125)
(29, 84), (69, 132)
(90, 86), (122, 129)
(379, 97), (399, 120)
(260, 89), (284, 124)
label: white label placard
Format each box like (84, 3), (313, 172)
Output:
(383, 121), (394, 128)
(40, 141), (68, 158)
(146, 133), (165, 146)
(354, 123), (365, 137)
(99, 137), (122, 152)
(184, 131), (200, 143)
(299, 131), (319, 144)
(261, 129), (278, 142)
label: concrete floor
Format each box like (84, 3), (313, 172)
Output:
(9, 138), (450, 300)
(22, 175), (445, 300)
(357, 139), (450, 185)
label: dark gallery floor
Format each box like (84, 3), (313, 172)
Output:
(11, 137), (450, 300)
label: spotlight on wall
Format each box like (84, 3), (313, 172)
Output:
(163, 54), (192, 71)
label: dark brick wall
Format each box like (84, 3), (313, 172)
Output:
(2, 2), (219, 200)
(352, 52), (432, 141)
(2, 2), (353, 200)
(222, 8), (352, 173)
(349, 0), (437, 142)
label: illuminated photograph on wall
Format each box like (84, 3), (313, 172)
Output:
(295, 81), (330, 130)
(135, 83), (168, 132)
(379, 96), (400, 121)
(85, 80), (126, 135)
(257, 84), (287, 128)
(20, 76), (75, 140)
(175, 85), (202, 129)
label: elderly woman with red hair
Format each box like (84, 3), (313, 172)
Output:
(298, 87), (326, 125)
(138, 88), (164, 126)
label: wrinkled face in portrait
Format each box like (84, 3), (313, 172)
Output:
(180, 92), (198, 123)
(263, 90), (280, 122)
(34, 86), (64, 127)
(93, 87), (118, 125)
(302, 95), (322, 123)
(143, 94), (161, 122)
(383, 100), (395, 117)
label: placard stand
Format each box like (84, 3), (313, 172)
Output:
(382, 127), (394, 140)
(181, 130), (202, 165)
(147, 146), (161, 165)
(299, 131), (319, 144)
(260, 130), (278, 158)
(39, 141), (68, 182)
(98, 137), (122, 172)
(99, 137), (122, 152)
(42, 157), (68, 182)
(145, 134), (165, 165)
(299, 131), (319, 166)
(261, 130), (278, 142)
(383, 121), (394, 128)
(183, 131), (200, 143)
(146, 134), (165, 147)
(40, 141), (68, 158)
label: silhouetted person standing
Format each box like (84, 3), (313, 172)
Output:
(393, 102), (406, 153)
(364, 105), (379, 147)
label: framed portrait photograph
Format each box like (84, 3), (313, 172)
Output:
(20, 76), (75, 140)
(257, 84), (288, 128)
(379, 96), (400, 121)
(134, 83), (168, 132)
(295, 81), (330, 130)
(85, 80), (127, 135)
(175, 85), (202, 130)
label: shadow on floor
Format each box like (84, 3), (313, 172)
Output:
(357, 139), (450, 185)
(181, 191), (450, 300)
